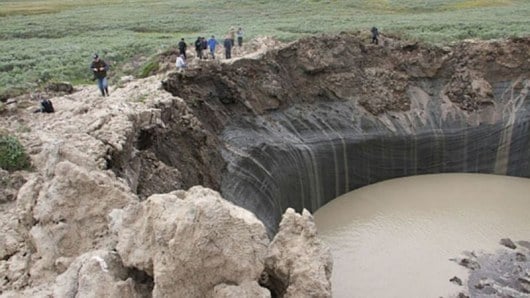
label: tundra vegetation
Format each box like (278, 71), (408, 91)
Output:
(0, 134), (31, 171)
(0, 0), (529, 99)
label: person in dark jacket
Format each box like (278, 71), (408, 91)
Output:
(178, 38), (187, 59)
(195, 37), (203, 60)
(371, 27), (380, 45)
(223, 36), (232, 59)
(201, 37), (208, 59)
(90, 54), (109, 96)
(229, 27), (236, 47)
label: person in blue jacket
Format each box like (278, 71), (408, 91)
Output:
(208, 35), (218, 59)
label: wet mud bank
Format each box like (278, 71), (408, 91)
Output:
(158, 33), (530, 233)
(453, 239), (530, 297)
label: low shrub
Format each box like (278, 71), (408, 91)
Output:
(0, 135), (31, 171)
(137, 59), (160, 78)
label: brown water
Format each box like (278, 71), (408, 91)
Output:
(314, 173), (530, 298)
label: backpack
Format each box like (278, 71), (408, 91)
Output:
(41, 99), (55, 113)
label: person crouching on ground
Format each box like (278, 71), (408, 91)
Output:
(176, 54), (187, 73)
(33, 93), (54, 113)
(90, 54), (110, 96)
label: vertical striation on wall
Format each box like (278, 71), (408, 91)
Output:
(161, 34), (530, 235)
(221, 80), (530, 234)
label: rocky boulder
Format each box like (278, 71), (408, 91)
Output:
(53, 250), (145, 298)
(28, 159), (135, 276)
(0, 169), (26, 204)
(264, 208), (333, 297)
(111, 186), (270, 298)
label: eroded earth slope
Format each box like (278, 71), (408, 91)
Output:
(0, 33), (528, 297)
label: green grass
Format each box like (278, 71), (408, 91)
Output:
(0, 0), (528, 99)
(137, 57), (160, 79)
(0, 134), (31, 171)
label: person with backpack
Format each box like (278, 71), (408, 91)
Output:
(178, 38), (187, 59)
(90, 53), (109, 96)
(371, 27), (380, 45)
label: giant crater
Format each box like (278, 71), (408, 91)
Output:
(132, 33), (530, 234)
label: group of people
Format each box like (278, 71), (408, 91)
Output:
(89, 26), (380, 96)
(191, 35), (227, 60)
(86, 27), (245, 95)
(175, 27), (244, 72)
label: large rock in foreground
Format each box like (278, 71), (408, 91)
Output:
(53, 250), (144, 298)
(265, 208), (333, 297)
(111, 186), (270, 297)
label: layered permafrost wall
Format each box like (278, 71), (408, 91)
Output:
(162, 35), (530, 234)
(220, 81), (530, 234)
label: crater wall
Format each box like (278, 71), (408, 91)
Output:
(162, 34), (530, 234)
(221, 91), (529, 233)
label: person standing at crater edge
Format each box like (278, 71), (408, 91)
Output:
(90, 53), (109, 96)
(195, 36), (204, 60)
(201, 37), (208, 59)
(229, 27), (236, 47)
(371, 27), (380, 45)
(176, 54), (187, 74)
(208, 35), (218, 59)
(178, 38), (187, 59)
(237, 27), (244, 47)
(224, 35), (233, 59)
